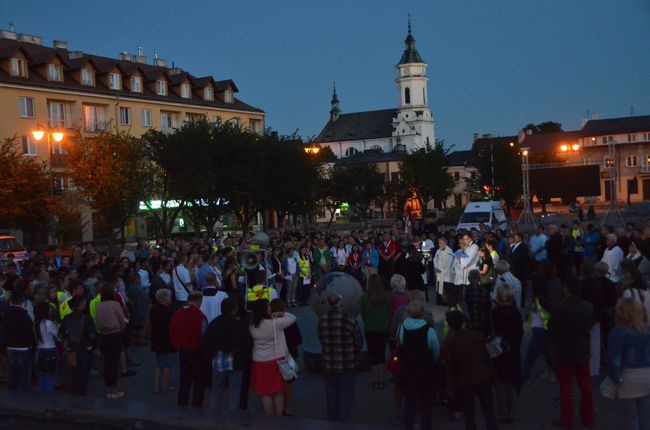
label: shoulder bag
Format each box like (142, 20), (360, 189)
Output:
(273, 318), (298, 381)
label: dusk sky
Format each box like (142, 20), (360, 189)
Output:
(2, 0), (649, 149)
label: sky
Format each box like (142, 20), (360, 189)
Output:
(2, 0), (649, 150)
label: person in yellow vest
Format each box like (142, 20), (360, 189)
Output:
(297, 248), (312, 306)
(246, 271), (277, 311)
(571, 220), (584, 276)
(59, 280), (86, 320)
(522, 277), (553, 384)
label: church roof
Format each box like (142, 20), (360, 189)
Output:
(398, 21), (425, 65)
(315, 108), (397, 143)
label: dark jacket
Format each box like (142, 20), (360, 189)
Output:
(60, 310), (97, 352)
(491, 304), (523, 383)
(149, 304), (175, 353)
(203, 313), (252, 370)
(580, 278), (605, 322)
(546, 233), (564, 270)
(396, 257), (425, 291)
(284, 322), (303, 359)
(548, 296), (595, 364)
(3, 304), (36, 349)
(444, 329), (495, 393)
(510, 242), (531, 280)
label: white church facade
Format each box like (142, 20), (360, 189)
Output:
(314, 22), (435, 158)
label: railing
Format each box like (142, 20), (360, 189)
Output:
(84, 121), (107, 133)
(50, 153), (69, 168)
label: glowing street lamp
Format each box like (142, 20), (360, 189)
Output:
(31, 130), (45, 141)
(304, 145), (320, 155)
(31, 126), (66, 195)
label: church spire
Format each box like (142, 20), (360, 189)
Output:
(398, 16), (424, 65)
(329, 82), (341, 122)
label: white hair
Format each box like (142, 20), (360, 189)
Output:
(495, 259), (510, 274)
(390, 274), (406, 293)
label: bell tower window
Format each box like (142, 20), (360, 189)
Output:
(404, 87), (410, 104)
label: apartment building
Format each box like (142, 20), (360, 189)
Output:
(0, 30), (264, 242)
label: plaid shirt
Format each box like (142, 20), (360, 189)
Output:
(464, 284), (492, 338)
(318, 310), (363, 373)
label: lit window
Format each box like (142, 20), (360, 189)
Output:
(48, 64), (62, 82)
(119, 107), (131, 125)
(141, 108), (152, 127)
(156, 80), (167, 95)
(48, 102), (67, 128)
(83, 104), (107, 132)
(81, 68), (93, 86)
(181, 83), (191, 99)
(225, 90), (233, 103)
(345, 147), (358, 157)
(130, 76), (142, 92)
(204, 87), (213, 101)
(22, 135), (37, 155)
(249, 119), (259, 133)
(19, 96), (34, 118)
(11, 58), (27, 77)
(108, 73), (121, 90)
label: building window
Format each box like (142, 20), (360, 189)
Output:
(627, 155), (638, 167)
(119, 107), (131, 125)
(628, 134), (637, 142)
(345, 147), (358, 157)
(130, 76), (142, 92)
(644, 133), (650, 142)
(423, 88), (426, 105)
(212, 116), (221, 127)
(602, 135), (614, 144)
(22, 135), (37, 156)
(160, 111), (177, 132)
(156, 80), (167, 95)
(204, 87), (213, 101)
(224, 90), (233, 103)
(81, 68), (93, 86)
(141, 108), (152, 127)
(48, 101), (67, 128)
(48, 64), (62, 82)
(249, 119), (261, 133)
(108, 73), (121, 90)
(19, 96), (34, 118)
(83, 104), (106, 132)
(11, 58), (27, 77)
(404, 87), (410, 104)
(454, 171), (460, 182)
(181, 83), (191, 99)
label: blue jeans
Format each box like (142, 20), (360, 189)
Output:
(37, 348), (58, 394)
(210, 368), (243, 411)
(621, 395), (650, 430)
(522, 327), (553, 384)
(7, 349), (32, 391)
(324, 372), (356, 422)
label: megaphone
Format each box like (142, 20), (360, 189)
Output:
(240, 251), (259, 271)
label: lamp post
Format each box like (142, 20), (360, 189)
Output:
(601, 139), (625, 227)
(31, 126), (65, 195)
(517, 147), (537, 229)
(304, 145), (321, 155)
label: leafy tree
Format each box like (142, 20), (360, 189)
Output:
(471, 142), (522, 210)
(522, 121), (563, 135)
(330, 163), (384, 219)
(67, 130), (145, 252)
(400, 140), (455, 212)
(316, 170), (345, 228)
(0, 137), (51, 234)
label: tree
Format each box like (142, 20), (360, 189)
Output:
(522, 121), (563, 135)
(0, 137), (51, 234)
(400, 140), (455, 212)
(470, 142), (522, 210)
(67, 130), (145, 252)
(330, 163), (384, 219)
(316, 170), (344, 228)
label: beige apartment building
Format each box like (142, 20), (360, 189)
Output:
(0, 30), (264, 242)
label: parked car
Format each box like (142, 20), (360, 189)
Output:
(0, 235), (29, 265)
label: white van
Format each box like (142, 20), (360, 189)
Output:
(456, 201), (508, 231)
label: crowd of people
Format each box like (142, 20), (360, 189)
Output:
(0, 218), (649, 429)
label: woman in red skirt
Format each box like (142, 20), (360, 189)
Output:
(249, 299), (297, 416)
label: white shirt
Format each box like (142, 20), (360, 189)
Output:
(172, 264), (192, 302)
(38, 320), (59, 349)
(159, 272), (172, 287)
(601, 246), (624, 283)
(456, 242), (479, 285)
(434, 246), (455, 284)
(530, 234), (548, 261)
(138, 269), (151, 289)
(335, 248), (348, 267)
(199, 288), (229, 324)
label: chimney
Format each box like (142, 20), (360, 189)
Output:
(119, 51), (131, 61)
(167, 67), (182, 75)
(472, 132), (479, 141)
(132, 46), (147, 64)
(153, 58), (167, 67)
(53, 40), (68, 50)
(68, 51), (84, 59)
(0, 30), (17, 40)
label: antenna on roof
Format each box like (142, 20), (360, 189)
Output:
(154, 49), (158, 60)
(171, 61), (175, 68)
(137, 46), (144, 56)
(9, 22), (14, 32)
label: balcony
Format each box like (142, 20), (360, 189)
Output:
(50, 153), (69, 168)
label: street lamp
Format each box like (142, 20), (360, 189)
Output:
(304, 145), (320, 155)
(559, 143), (581, 154)
(31, 126), (65, 195)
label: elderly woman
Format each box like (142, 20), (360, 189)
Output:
(388, 274), (409, 328)
(398, 299), (440, 430)
(150, 288), (176, 393)
(607, 297), (650, 430)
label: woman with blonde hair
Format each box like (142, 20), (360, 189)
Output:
(607, 297), (650, 430)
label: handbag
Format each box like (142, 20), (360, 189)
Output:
(599, 376), (618, 400)
(273, 318), (298, 381)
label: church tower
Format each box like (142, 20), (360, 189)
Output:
(392, 18), (435, 151)
(329, 82), (340, 122)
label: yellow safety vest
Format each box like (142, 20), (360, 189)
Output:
(298, 257), (311, 279)
(572, 228), (584, 253)
(89, 295), (102, 332)
(56, 290), (70, 305)
(59, 297), (73, 320)
(526, 298), (550, 330)
(247, 284), (273, 303)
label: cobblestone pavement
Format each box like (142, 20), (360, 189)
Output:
(2, 300), (619, 429)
